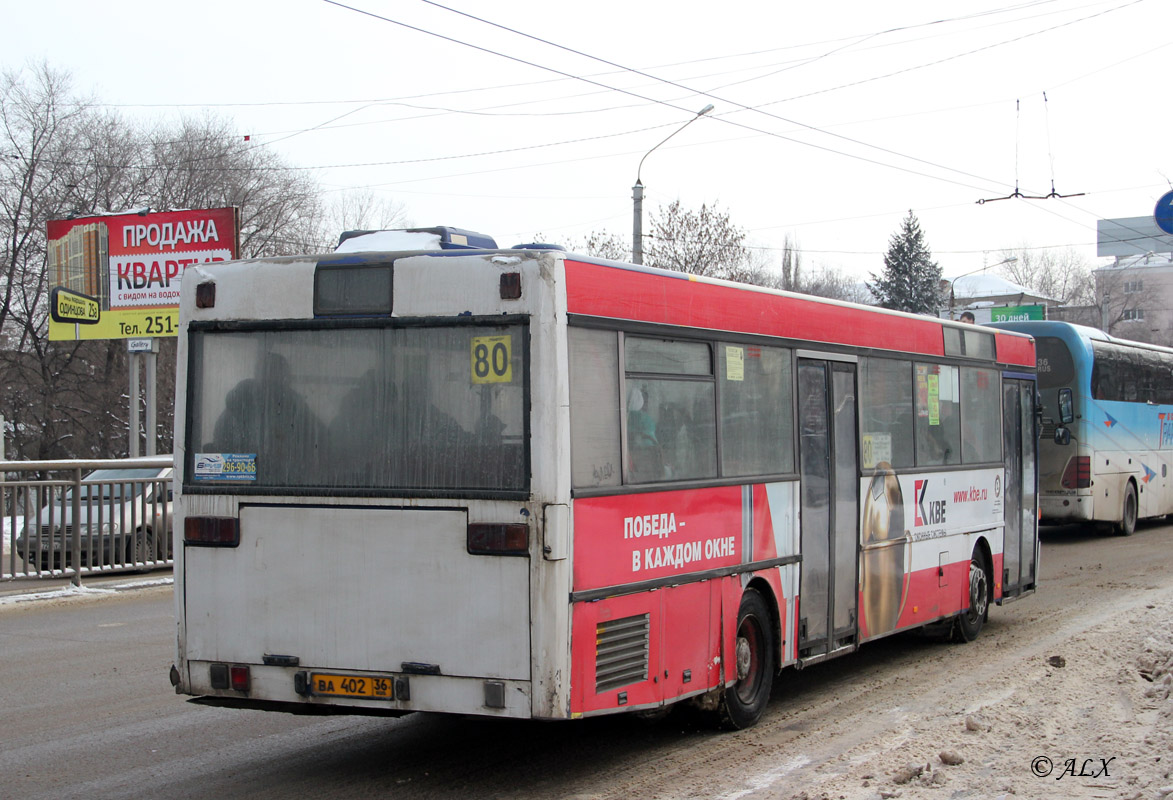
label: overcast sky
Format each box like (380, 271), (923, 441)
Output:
(7, 0), (1171, 280)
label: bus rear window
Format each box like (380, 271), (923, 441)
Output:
(187, 322), (528, 494)
(1035, 337), (1075, 389)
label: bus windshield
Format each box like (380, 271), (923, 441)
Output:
(187, 322), (527, 493)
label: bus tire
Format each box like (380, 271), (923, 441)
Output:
(1116, 482), (1137, 537)
(717, 589), (774, 730)
(955, 549), (990, 643)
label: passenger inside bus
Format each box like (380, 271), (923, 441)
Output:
(626, 387), (663, 481)
(212, 353), (327, 478)
(329, 367), (407, 481)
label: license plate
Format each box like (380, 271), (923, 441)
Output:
(309, 672), (394, 700)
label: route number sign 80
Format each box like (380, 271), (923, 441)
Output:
(470, 335), (513, 384)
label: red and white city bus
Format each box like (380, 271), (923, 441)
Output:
(171, 227), (1039, 729)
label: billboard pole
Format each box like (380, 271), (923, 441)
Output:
(145, 345), (157, 456)
(127, 338), (158, 456)
(128, 351), (140, 458)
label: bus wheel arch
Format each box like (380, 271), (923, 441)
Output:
(716, 584), (776, 730)
(744, 576), (783, 673)
(1116, 479), (1138, 536)
(955, 541), (992, 643)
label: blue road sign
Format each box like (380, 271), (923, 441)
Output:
(1155, 190), (1173, 235)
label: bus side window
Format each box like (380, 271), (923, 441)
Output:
(718, 344), (794, 477)
(858, 357), (914, 470)
(623, 337), (717, 484)
(914, 363), (960, 467)
(960, 367), (1000, 463)
(568, 328), (622, 490)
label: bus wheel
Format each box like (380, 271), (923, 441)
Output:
(955, 550), (989, 643)
(1116, 482), (1137, 536)
(717, 589), (774, 730)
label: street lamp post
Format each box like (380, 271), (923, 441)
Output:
(946, 256), (1018, 319)
(632, 104), (714, 265)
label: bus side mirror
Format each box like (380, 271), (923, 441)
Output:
(1058, 388), (1074, 425)
(1054, 426), (1071, 446)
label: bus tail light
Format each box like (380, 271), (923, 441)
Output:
(195, 281), (216, 308)
(209, 663), (250, 692)
(185, 517), (240, 546)
(230, 665), (250, 692)
(1061, 456), (1091, 489)
(467, 523), (529, 555)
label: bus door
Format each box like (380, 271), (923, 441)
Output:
(1002, 377), (1039, 598)
(796, 356), (860, 661)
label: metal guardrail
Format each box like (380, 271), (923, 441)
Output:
(1, 457), (174, 586)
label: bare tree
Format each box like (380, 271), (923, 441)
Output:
(572, 210), (867, 305)
(797, 265), (871, 304)
(0, 63), (88, 338)
(138, 114), (324, 256)
(779, 233), (802, 291)
(571, 230), (629, 261)
(997, 246), (1095, 306)
(0, 62), (332, 460)
(0, 62), (119, 461)
(322, 189), (409, 246)
(646, 200), (751, 279)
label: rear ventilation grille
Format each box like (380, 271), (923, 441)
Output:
(595, 613), (650, 693)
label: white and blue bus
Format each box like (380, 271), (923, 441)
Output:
(990, 320), (1173, 535)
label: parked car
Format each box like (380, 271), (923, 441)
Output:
(14, 467), (173, 571)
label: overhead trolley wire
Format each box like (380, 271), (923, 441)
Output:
(320, 0), (1002, 195)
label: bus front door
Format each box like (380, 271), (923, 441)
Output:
(1002, 378), (1039, 598)
(796, 358), (860, 661)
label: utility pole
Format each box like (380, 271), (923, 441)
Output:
(631, 104), (713, 265)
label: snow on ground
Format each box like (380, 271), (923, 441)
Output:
(785, 595), (1173, 800)
(0, 576), (173, 607)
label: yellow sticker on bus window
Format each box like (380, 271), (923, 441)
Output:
(471, 335), (513, 384)
(927, 374), (940, 426)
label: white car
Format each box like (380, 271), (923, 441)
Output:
(14, 467), (173, 571)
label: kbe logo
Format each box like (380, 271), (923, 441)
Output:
(914, 479), (947, 526)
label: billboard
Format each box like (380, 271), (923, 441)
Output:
(989, 304), (1046, 322)
(46, 207), (239, 340)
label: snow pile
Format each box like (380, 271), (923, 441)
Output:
(0, 583), (115, 606)
(334, 231), (441, 253)
(1139, 634), (1173, 701)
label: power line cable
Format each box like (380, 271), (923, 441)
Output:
(404, 0), (1143, 193)
(319, 0), (1008, 194)
(404, 0), (1024, 190)
(79, 0), (1064, 111)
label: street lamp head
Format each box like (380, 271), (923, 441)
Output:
(633, 103), (715, 264)
(635, 103), (716, 184)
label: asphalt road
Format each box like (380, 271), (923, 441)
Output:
(1, 520), (1171, 800)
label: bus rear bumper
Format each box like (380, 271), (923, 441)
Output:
(180, 660), (535, 720)
(1040, 494), (1093, 523)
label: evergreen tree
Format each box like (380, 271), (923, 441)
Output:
(868, 211), (942, 314)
